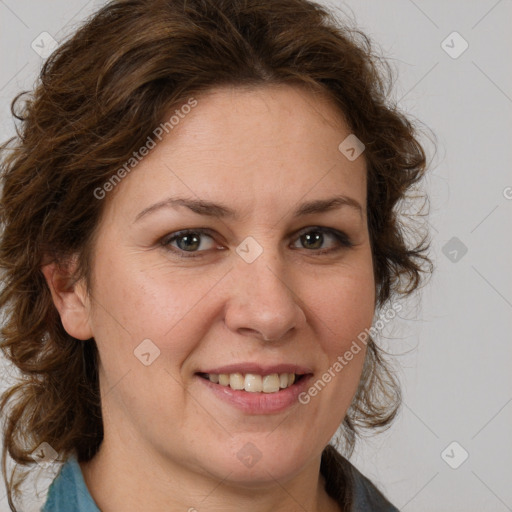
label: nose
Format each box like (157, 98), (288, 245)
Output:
(223, 245), (307, 343)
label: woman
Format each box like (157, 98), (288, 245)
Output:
(0, 0), (431, 510)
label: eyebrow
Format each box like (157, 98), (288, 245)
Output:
(134, 194), (363, 223)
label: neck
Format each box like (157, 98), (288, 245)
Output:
(80, 438), (342, 512)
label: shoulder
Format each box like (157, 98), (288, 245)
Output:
(41, 452), (100, 512)
(321, 445), (399, 512)
(349, 462), (400, 512)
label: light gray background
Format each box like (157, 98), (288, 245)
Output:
(1, 1), (511, 511)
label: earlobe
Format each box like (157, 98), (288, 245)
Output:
(41, 261), (94, 341)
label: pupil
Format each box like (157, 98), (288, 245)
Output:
(303, 232), (322, 249)
(179, 234), (200, 251)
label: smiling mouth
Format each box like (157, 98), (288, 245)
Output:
(197, 372), (307, 393)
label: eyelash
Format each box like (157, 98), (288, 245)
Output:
(160, 227), (354, 259)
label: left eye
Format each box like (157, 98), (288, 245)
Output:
(161, 227), (353, 258)
(291, 227), (353, 252)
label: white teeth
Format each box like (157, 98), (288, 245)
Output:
(229, 373), (244, 390)
(262, 374), (280, 393)
(218, 374), (230, 386)
(205, 372), (299, 393)
(244, 374), (262, 392)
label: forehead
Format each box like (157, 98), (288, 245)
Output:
(103, 84), (367, 224)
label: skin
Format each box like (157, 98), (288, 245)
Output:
(42, 84), (375, 512)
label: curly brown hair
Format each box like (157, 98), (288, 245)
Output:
(0, 0), (432, 509)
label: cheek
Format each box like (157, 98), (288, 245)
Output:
(292, 263), (374, 436)
(86, 259), (210, 430)
(313, 265), (375, 352)
(88, 251), (231, 381)
(302, 255), (375, 401)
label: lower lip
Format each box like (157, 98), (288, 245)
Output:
(196, 374), (313, 414)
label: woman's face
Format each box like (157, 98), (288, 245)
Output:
(75, 84), (375, 484)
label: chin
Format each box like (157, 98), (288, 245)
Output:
(200, 442), (311, 487)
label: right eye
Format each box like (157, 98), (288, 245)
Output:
(160, 228), (222, 258)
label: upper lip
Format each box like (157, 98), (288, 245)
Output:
(197, 363), (313, 376)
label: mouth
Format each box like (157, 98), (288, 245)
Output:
(194, 363), (314, 413)
(196, 372), (308, 393)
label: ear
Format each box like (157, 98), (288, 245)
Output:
(41, 258), (93, 341)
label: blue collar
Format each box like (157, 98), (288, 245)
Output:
(41, 452), (100, 512)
